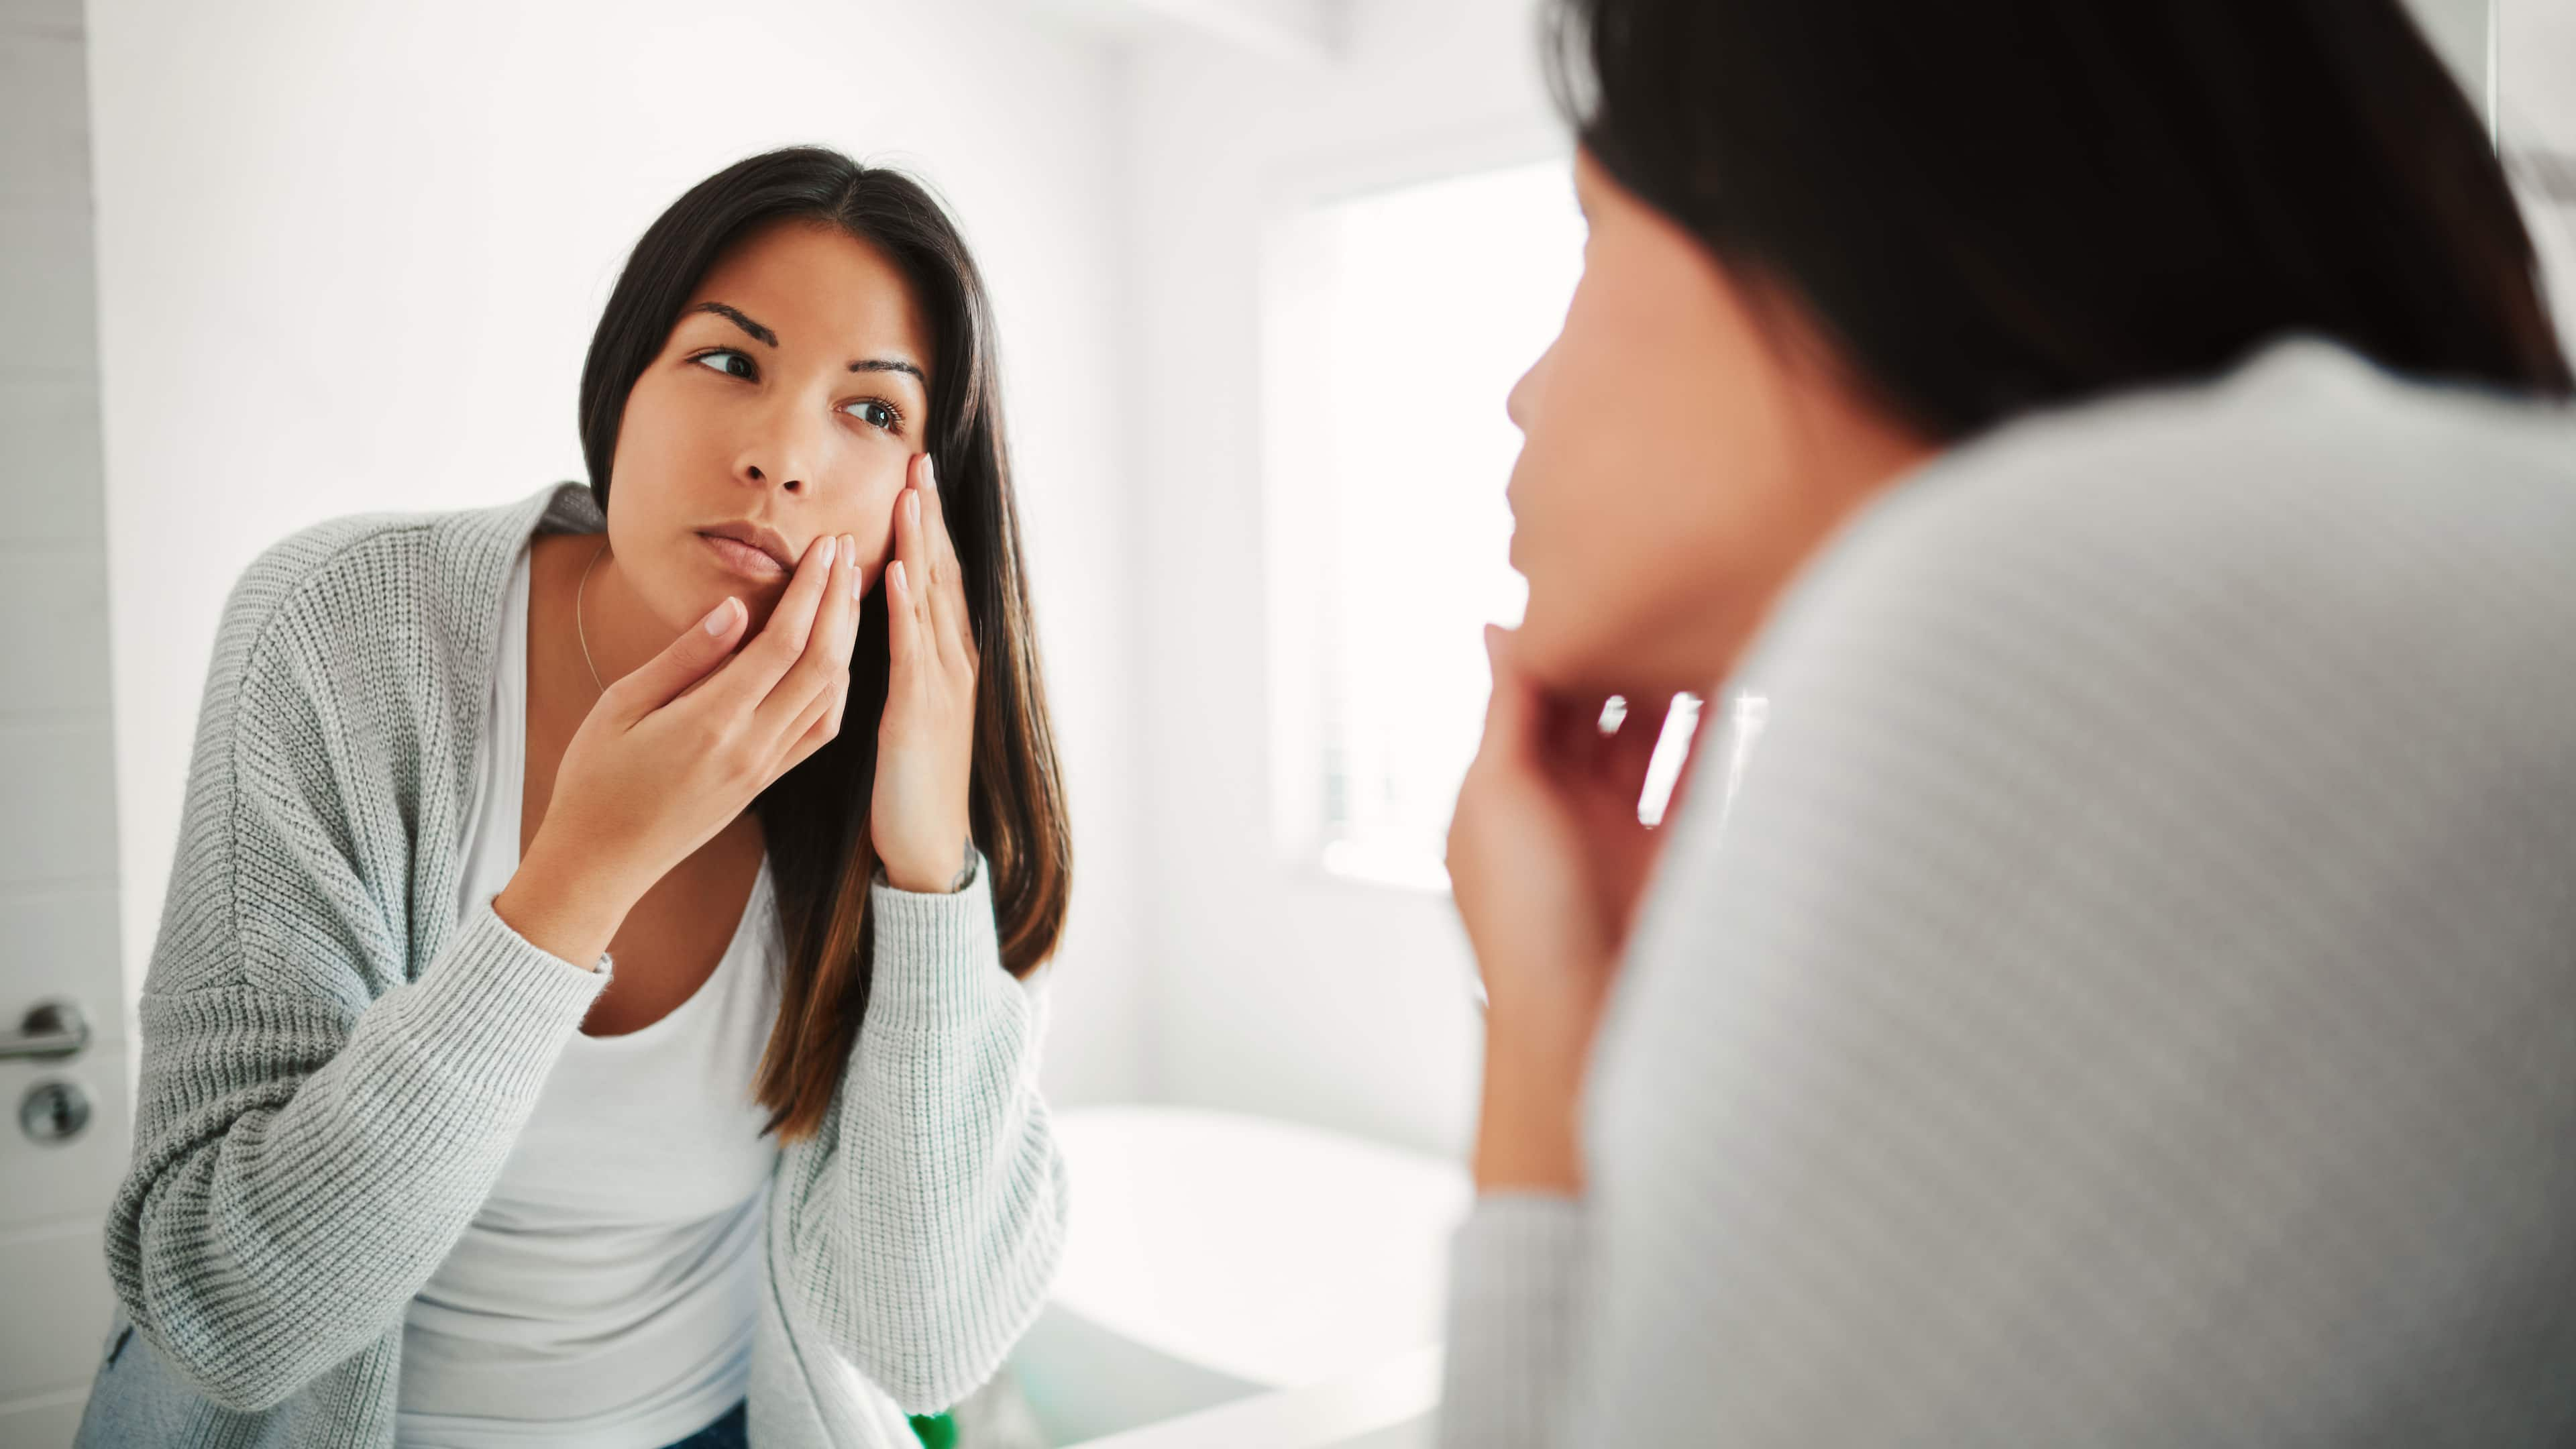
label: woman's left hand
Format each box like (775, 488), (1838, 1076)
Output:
(1446, 624), (1699, 1193)
(872, 453), (981, 893)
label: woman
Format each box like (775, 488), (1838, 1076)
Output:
(1443, 1), (2576, 1444)
(75, 148), (1071, 1449)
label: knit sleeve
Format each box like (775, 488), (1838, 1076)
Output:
(770, 845), (1069, 1414)
(103, 537), (612, 1413)
(1438, 1193), (1589, 1449)
(1532, 384), (2576, 1444)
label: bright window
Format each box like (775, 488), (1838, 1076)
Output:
(1263, 158), (1589, 889)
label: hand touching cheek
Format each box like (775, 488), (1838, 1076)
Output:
(872, 452), (980, 893)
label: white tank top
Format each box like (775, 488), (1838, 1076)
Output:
(396, 543), (784, 1449)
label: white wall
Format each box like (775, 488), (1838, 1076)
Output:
(84, 0), (1148, 1107)
(1121, 0), (1562, 1157)
(2502, 0), (2576, 142)
(2500, 0), (2576, 353)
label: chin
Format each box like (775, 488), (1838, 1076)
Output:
(1519, 604), (1670, 700)
(632, 556), (735, 632)
(1509, 607), (1587, 691)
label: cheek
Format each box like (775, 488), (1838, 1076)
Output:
(1503, 309), (1768, 690)
(859, 517), (898, 580)
(600, 375), (751, 629)
(810, 455), (911, 572)
(607, 374), (724, 511)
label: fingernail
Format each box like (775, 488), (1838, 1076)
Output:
(703, 598), (736, 635)
(890, 559), (908, 594)
(923, 455), (938, 492)
(817, 535), (837, 567)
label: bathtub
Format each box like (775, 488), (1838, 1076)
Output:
(1010, 1105), (1471, 1447)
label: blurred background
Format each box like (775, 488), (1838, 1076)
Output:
(3, 0), (2571, 1444)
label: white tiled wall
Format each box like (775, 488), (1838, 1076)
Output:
(0, 0), (131, 1442)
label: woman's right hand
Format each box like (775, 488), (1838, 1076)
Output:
(495, 531), (863, 967)
(1447, 625), (1698, 1191)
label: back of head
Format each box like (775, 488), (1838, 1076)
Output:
(1548, 0), (2575, 440)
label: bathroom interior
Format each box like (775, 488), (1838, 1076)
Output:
(2, 0), (2572, 1444)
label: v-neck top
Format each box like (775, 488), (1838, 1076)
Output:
(395, 542), (786, 1448)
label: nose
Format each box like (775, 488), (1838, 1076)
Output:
(1506, 343), (1550, 435)
(735, 394), (825, 496)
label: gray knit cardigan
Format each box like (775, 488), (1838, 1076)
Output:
(73, 482), (1068, 1449)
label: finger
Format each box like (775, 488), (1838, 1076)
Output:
(915, 457), (971, 669)
(1475, 625), (1544, 769)
(888, 477), (932, 674)
(756, 531), (859, 744)
(772, 543), (861, 772)
(602, 593), (747, 720)
(815, 655), (849, 750)
(700, 532), (839, 714)
(777, 666), (842, 774)
(904, 483), (956, 655)
(824, 529), (862, 669)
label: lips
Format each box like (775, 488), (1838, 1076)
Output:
(697, 520), (796, 578)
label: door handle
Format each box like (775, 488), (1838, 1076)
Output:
(0, 998), (90, 1061)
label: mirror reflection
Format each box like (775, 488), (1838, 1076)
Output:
(7, 2), (2575, 1448)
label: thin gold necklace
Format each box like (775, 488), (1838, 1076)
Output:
(574, 541), (608, 695)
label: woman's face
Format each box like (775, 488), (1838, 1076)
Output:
(606, 219), (936, 633)
(1503, 152), (1928, 698)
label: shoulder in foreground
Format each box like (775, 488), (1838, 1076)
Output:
(1760, 337), (2576, 675)
(1674, 339), (2576, 947)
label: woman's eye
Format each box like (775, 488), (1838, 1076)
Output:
(843, 399), (901, 431)
(692, 350), (756, 380)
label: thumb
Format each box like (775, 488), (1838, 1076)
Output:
(602, 596), (745, 719)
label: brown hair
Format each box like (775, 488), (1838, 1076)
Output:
(578, 146), (1071, 1142)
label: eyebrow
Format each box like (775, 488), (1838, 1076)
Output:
(850, 358), (928, 387)
(688, 302), (777, 347)
(688, 300), (927, 386)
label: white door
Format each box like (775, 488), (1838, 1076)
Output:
(1, 0), (131, 1443)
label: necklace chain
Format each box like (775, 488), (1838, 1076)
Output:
(574, 541), (608, 695)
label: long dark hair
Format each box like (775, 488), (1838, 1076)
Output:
(578, 147), (1070, 1143)
(1546, 0), (2573, 439)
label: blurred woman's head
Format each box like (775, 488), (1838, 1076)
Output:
(579, 148), (1069, 1141)
(1505, 0), (2573, 696)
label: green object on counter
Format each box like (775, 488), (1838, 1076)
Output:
(909, 1411), (958, 1448)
